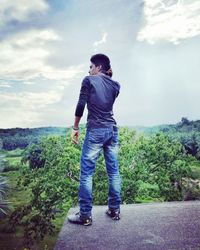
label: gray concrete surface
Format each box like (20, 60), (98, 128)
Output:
(54, 201), (200, 250)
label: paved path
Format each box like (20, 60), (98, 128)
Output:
(54, 201), (200, 250)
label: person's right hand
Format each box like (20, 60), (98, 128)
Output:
(71, 129), (79, 144)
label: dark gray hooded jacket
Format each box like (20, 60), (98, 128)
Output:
(75, 73), (120, 128)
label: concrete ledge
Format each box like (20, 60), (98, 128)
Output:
(54, 201), (200, 250)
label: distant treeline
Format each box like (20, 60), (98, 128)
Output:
(134, 117), (200, 135)
(158, 118), (200, 160)
(0, 127), (68, 150)
(135, 118), (200, 160)
(1, 118), (200, 160)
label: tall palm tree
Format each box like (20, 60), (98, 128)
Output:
(0, 176), (10, 219)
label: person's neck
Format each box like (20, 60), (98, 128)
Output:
(98, 72), (110, 77)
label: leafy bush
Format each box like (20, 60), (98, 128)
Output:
(21, 143), (45, 169)
(9, 133), (81, 248)
(8, 128), (193, 248)
(128, 133), (191, 201)
(0, 176), (10, 219)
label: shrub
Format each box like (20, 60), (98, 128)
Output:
(0, 176), (10, 219)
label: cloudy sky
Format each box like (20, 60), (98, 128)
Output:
(0, 0), (200, 129)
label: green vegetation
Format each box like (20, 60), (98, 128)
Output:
(0, 127), (69, 150)
(139, 117), (200, 161)
(0, 150), (66, 250)
(0, 176), (10, 219)
(0, 119), (200, 249)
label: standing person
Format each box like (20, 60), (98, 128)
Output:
(68, 54), (121, 226)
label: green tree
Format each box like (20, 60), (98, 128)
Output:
(8, 128), (192, 248)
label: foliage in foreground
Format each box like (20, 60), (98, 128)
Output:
(8, 128), (194, 248)
(0, 175), (10, 219)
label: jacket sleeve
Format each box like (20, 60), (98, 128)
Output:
(75, 77), (91, 117)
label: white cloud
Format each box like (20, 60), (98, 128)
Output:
(0, 0), (48, 26)
(0, 82), (11, 88)
(0, 29), (83, 82)
(137, 0), (200, 44)
(0, 106), (42, 128)
(0, 3), (84, 128)
(93, 32), (108, 49)
(22, 81), (36, 85)
(0, 86), (66, 128)
(14, 29), (60, 47)
(0, 87), (64, 108)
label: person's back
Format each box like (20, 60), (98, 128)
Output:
(86, 73), (120, 128)
(68, 54), (121, 226)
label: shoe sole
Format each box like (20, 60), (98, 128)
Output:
(83, 221), (92, 226)
(68, 218), (92, 226)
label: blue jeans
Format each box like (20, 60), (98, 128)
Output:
(78, 126), (121, 217)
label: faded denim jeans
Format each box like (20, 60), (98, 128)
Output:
(78, 126), (121, 217)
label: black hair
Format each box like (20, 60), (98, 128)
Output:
(90, 54), (111, 71)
